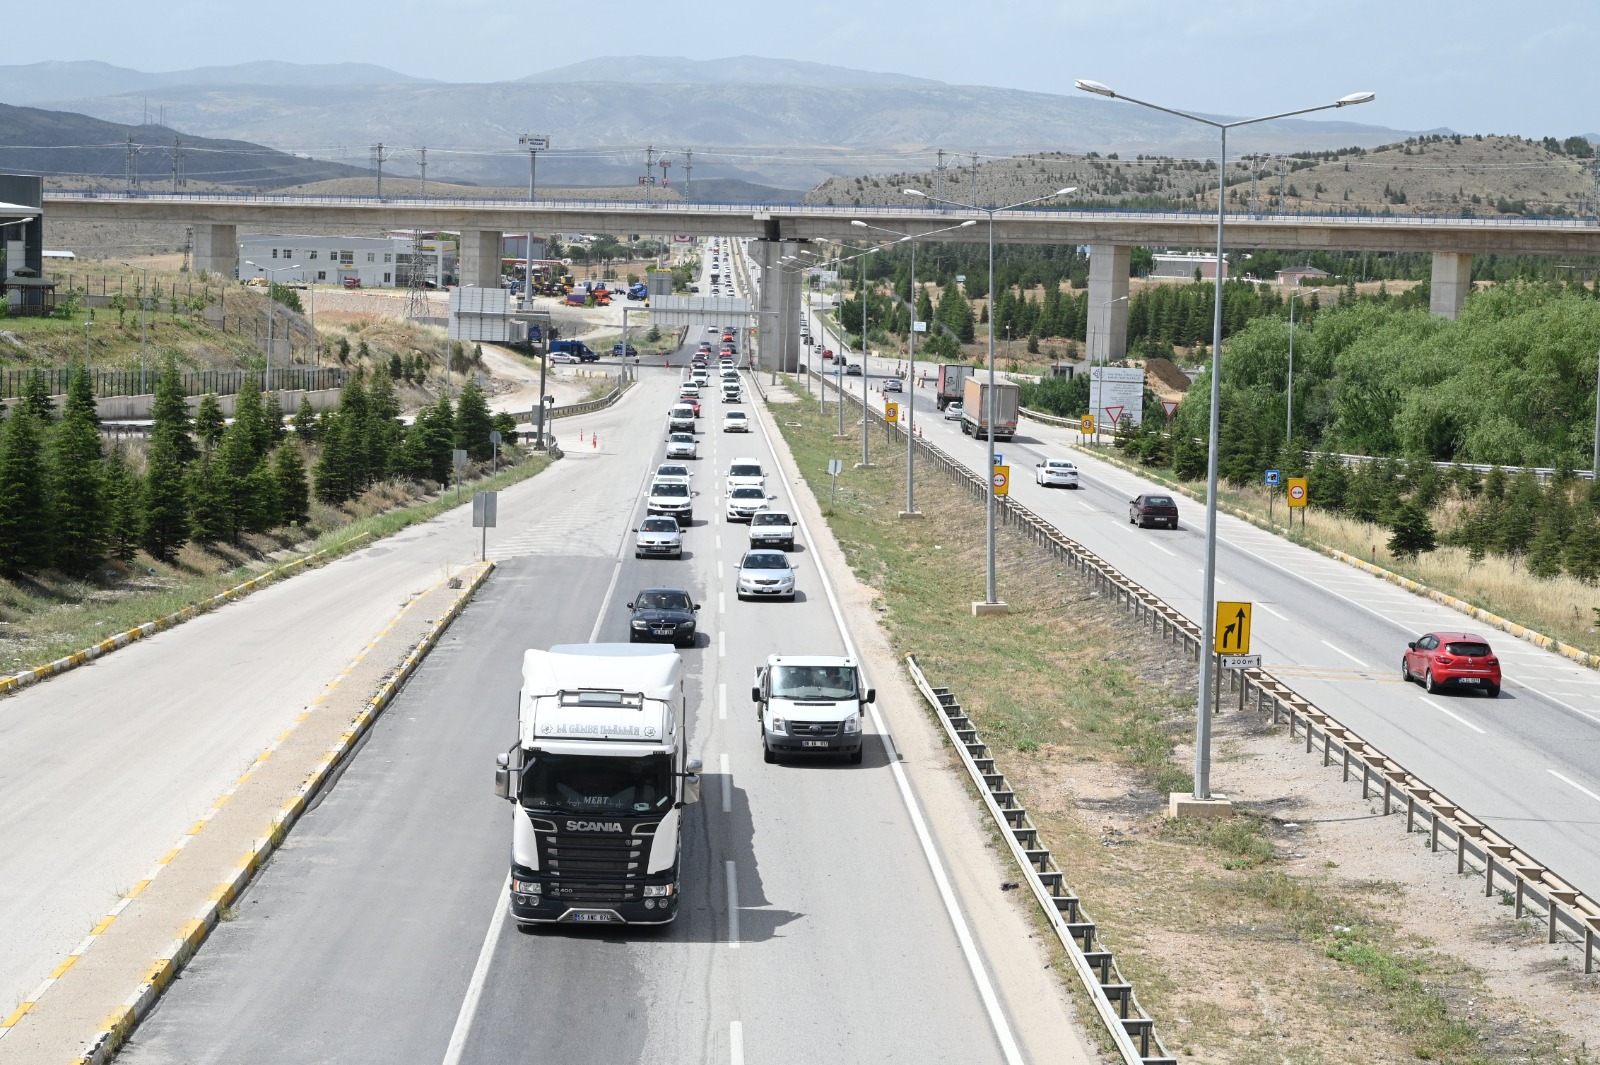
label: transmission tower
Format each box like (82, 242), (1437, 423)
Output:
(181, 226), (193, 273)
(403, 229), (432, 321)
(124, 135), (145, 192)
(969, 151), (980, 207)
(682, 148), (693, 198)
(418, 146), (427, 198)
(935, 148), (946, 201)
(170, 137), (184, 192)
(371, 142), (390, 199)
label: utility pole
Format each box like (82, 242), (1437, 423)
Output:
(181, 226), (192, 274)
(124, 135), (140, 192)
(1249, 155), (1258, 216)
(171, 137), (183, 192)
(935, 148), (946, 202)
(969, 151), (980, 207)
(644, 145), (656, 186)
(682, 148), (693, 198)
(371, 143), (389, 199)
(1277, 156), (1287, 208)
(418, 146), (427, 198)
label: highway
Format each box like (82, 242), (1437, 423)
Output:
(795, 282), (1600, 902)
(115, 249), (1081, 1065)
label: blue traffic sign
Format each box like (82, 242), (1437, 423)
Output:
(1264, 469), (1282, 486)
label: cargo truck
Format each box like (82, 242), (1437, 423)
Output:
(935, 363), (974, 410)
(494, 644), (702, 926)
(960, 377), (1020, 441)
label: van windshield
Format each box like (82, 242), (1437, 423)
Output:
(730, 464), (763, 478)
(652, 483), (689, 498)
(520, 752), (673, 815)
(770, 665), (857, 700)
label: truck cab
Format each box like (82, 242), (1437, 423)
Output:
(753, 654), (874, 764)
(494, 645), (701, 926)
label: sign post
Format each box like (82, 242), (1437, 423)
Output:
(1079, 414), (1095, 438)
(1213, 601), (1252, 655)
(884, 401), (899, 443)
(827, 458), (843, 510)
(1264, 468), (1280, 523)
(451, 448), (468, 503)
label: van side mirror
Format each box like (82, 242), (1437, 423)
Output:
(865, 688), (876, 704)
(751, 686), (762, 703)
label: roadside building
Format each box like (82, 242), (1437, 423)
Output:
(1276, 266), (1331, 286)
(239, 232), (455, 288)
(1150, 252), (1227, 280)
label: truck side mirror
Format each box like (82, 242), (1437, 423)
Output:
(865, 688), (877, 704)
(494, 750), (517, 800)
(682, 758), (703, 806)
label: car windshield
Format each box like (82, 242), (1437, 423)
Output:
(520, 752), (673, 815)
(732, 487), (765, 500)
(670, 434), (695, 443)
(751, 512), (789, 526)
(726, 413), (746, 420)
(730, 464), (762, 478)
(770, 664), (857, 700)
(1445, 641), (1493, 656)
(671, 407), (694, 417)
(641, 518), (678, 533)
(743, 553), (789, 570)
(1146, 496), (1174, 507)
(658, 465), (688, 477)
(652, 483), (689, 498)
(635, 590), (691, 611)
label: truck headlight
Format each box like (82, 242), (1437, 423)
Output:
(768, 716), (786, 733)
(512, 879), (542, 895)
(643, 884), (675, 897)
(842, 712), (861, 734)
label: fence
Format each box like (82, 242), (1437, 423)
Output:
(810, 363), (1600, 976)
(0, 366), (347, 400)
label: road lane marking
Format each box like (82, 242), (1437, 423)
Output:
(719, 591), (726, 615)
(1149, 542), (1177, 557)
(730, 1021), (745, 1065)
(1258, 603), (1289, 621)
(440, 876), (510, 1065)
(1419, 696), (1488, 734)
(716, 535), (722, 550)
(721, 754), (732, 813)
(588, 560), (624, 645)
(1320, 641), (1370, 669)
(1077, 500), (1096, 512)
(719, 683), (727, 720)
(725, 860), (740, 949)
(718, 560), (725, 581)
(1548, 769), (1600, 804)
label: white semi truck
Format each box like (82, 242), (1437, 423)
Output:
(494, 644), (701, 926)
(753, 654), (875, 764)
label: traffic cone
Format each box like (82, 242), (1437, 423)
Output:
(579, 430), (585, 442)
(592, 434), (598, 449)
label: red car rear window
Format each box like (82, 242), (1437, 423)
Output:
(1445, 642), (1492, 656)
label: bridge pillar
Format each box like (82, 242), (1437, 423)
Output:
(1087, 243), (1131, 364)
(459, 229), (503, 289)
(193, 223), (237, 279)
(753, 240), (803, 374)
(1429, 251), (1473, 319)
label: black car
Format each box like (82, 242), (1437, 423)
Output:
(1129, 493), (1179, 529)
(627, 588), (700, 648)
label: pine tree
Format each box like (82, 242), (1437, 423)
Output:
(100, 446), (140, 562)
(273, 443), (311, 526)
(313, 414), (354, 504)
(263, 390), (288, 447)
(1386, 500), (1437, 559)
(425, 393), (456, 483)
(194, 393), (226, 449)
(1563, 507), (1600, 584)
(185, 451), (232, 543)
(1496, 470), (1542, 556)
(242, 460), (281, 533)
(230, 372), (272, 463)
(364, 366), (402, 481)
(0, 406), (50, 571)
(292, 397), (319, 442)
(454, 378), (494, 461)
(1528, 519), (1566, 578)
(47, 366), (105, 573)
(150, 358), (198, 466)
(19, 370), (56, 424)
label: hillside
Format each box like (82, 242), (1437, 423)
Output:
(809, 133), (1599, 217)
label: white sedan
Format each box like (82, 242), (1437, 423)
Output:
(1035, 458), (1080, 488)
(666, 433), (699, 460)
(723, 411), (750, 432)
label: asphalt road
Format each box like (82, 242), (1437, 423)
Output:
(799, 293), (1600, 901)
(119, 277), (1031, 1064)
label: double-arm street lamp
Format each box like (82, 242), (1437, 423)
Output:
(850, 217), (976, 516)
(1075, 78), (1374, 805)
(904, 186), (1076, 613)
(243, 260), (303, 392)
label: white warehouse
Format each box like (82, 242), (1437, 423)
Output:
(238, 233), (455, 288)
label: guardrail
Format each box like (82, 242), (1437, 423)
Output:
(906, 655), (1175, 1065)
(813, 364), (1600, 975)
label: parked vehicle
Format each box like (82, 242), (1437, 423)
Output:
(1403, 632), (1502, 696)
(735, 549), (797, 601)
(492, 645), (701, 926)
(753, 655), (874, 764)
(1128, 493), (1179, 529)
(1035, 459), (1080, 488)
(936, 364), (974, 410)
(634, 517), (684, 559)
(959, 379), (1020, 441)
(627, 282), (649, 301)
(550, 339), (600, 362)
(627, 588), (700, 648)
(612, 343), (639, 357)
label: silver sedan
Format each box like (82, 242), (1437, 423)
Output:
(735, 549), (796, 601)
(633, 517), (684, 559)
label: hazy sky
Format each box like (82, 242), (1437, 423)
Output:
(14, 0), (1597, 137)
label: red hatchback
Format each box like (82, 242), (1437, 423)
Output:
(1403, 631), (1501, 697)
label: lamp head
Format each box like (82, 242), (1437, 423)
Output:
(958, 220), (977, 228)
(902, 188), (925, 197)
(1336, 92), (1376, 107)
(1055, 187), (1077, 197)
(1075, 79), (1116, 98)
(850, 220), (868, 227)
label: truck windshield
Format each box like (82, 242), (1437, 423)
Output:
(770, 665), (857, 700)
(521, 752), (674, 815)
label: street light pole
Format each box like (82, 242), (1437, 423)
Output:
(1287, 288), (1308, 443)
(243, 260), (302, 393)
(118, 261), (151, 392)
(904, 186), (1076, 611)
(1077, 78), (1375, 804)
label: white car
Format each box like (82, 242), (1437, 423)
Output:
(668, 405), (696, 433)
(633, 516), (684, 559)
(725, 486), (769, 522)
(721, 385), (742, 404)
(735, 549), (797, 601)
(943, 402), (964, 421)
(549, 352), (580, 364)
(666, 432), (699, 459)
(724, 411), (750, 432)
(1035, 458), (1080, 488)
(646, 480), (694, 524)
(748, 509), (795, 550)
(656, 462), (692, 481)
(725, 458), (766, 494)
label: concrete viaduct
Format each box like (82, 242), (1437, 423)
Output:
(44, 192), (1600, 367)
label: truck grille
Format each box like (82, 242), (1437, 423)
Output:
(788, 720), (840, 738)
(544, 834), (645, 877)
(546, 880), (642, 904)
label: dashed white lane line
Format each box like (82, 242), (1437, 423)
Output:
(1076, 500), (1096, 512)
(1149, 542), (1177, 557)
(1320, 640), (1370, 669)
(730, 1021), (745, 1065)
(1549, 769), (1600, 804)
(1419, 695), (1488, 735)
(716, 534), (723, 550)
(718, 560), (725, 582)
(720, 753), (733, 813)
(719, 592), (726, 615)
(1258, 603), (1289, 621)
(725, 860), (740, 949)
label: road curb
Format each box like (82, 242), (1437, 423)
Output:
(63, 561), (494, 1065)
(1069, 442), (1600, 671)
(0, 532), (376, 699)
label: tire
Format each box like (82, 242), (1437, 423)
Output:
(1401, 657), (1411, 683)
(1425, 669), (1439, 695)
(1485, 684), (1500, 698)
(849, 748), (864, 765)
(763, 744), (777, 765)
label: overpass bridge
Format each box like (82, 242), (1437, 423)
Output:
(44, 190), (1600, 363)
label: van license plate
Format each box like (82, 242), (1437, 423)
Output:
(803, 740), (828, 748)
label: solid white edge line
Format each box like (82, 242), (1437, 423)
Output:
(1320, 640), (1371, 669)
(721, 753), (733, 814)
(1419, 695), (1489, 735)
(1548, 769), (1600, 804)
(725, 859), (740, 949)
(749, 394), (1026, 1065)
(440, 875), (510, 1065)
(729, 1020), (745, 1065)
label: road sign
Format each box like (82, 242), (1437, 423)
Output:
(1214, 601), (1252, 654)
(1102, 405), (1125, 427)
(451, 449), (468, 471)
(885, 401), (900, 424)
(1090, 366), (1146, 428)
(1161, 400), (1179, 418)
(992, 453), (1003, 466)
(472, 491), (498, 528)
(1220, 654), (1262, 669)
(827, 459), (843, 475)
(1264, 468), (1281, 486)
(1287, 477), (1308, 507)
(1080, 415), (1095, 434)
(992, 466), (1010, 495)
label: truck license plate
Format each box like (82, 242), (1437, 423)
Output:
(803, 740), (828, 748)
(573, 912), (618, 923)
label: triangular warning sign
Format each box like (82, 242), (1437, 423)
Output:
(1103, 405), (1125, 426)
(1161, 400), (1179, 417)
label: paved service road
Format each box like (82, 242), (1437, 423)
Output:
(799, 291), (1600, 902)
(120, 310), (1045, 1063)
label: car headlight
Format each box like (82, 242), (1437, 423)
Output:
(632, 620), (649, 629)
(842, 712), (862, 734)
(512, 879), (542, 895)
(768, 716), (786, 733)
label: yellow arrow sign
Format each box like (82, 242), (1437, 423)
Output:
(1214, 601), (1252, 654)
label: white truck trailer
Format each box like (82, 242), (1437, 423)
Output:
(494, 644), (701, 926)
